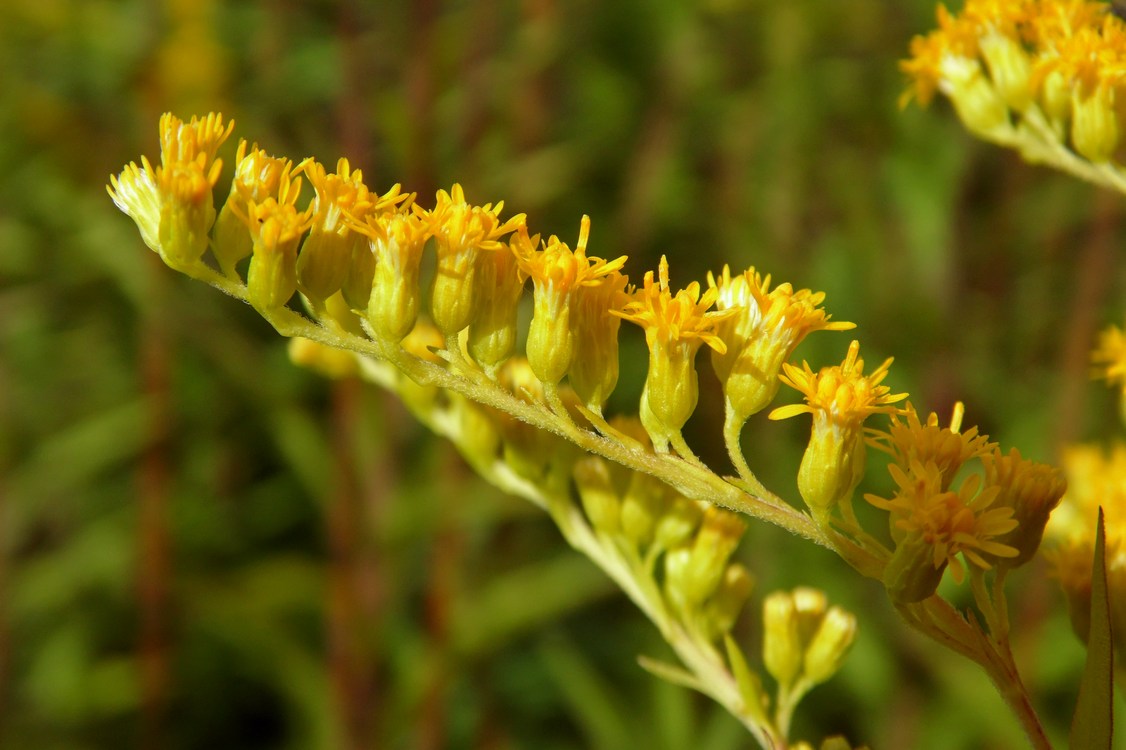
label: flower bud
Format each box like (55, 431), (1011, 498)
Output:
(706, 563), (754, 636)
(763, 591), (803, 687)
(796, 415), (866, 518)
(883, 533), (946, 604)
(979, 32), (1032, 112)
(803, 606), (857, 685)
(245, 197), (313, 311)
(364, 211), (429, 343)
(1071, 85), (1119, 163)
(981, 448), (1066, 569)
(620, 471), (672, 548)
(574, 457), (621, 534)
(468, 241), (525, 374)
(940, 55), (1012, 139)
(654, 496), (703, 551)
(569, 270), (630, 412)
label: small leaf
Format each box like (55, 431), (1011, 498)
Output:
(1070, 508), (1114, 750)
(724, 634), (769, 725)
(636, 655), (705, 693)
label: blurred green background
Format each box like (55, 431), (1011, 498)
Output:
(2, 0), (1124, 748)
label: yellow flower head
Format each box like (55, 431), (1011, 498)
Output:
(240, 176), (314, 310)
(616, 256), (732, 453)
(352, 207), (431, 343)
(708, 265), (853, 422)
(424, 184), (526, 338)
(1092, 322), (1126, 391)
(109, 113), (234, 269)
(298, 159), (406, 304)
(570, 265), (631, 412)
(212, 141), (297, 276)
(869, 401), (995, 491)
(770, 340), (907, 515)
(869, 460), (1019, 602)
(108, 157), (164, 254)
(1047, 442), (1126, 549)
(900, 5), (984, 107)
(771, 340), (906, 428)
(467, 231), (528, 373)
(517, 216), (627, 388)
(157, 111), (233, 170)
(981, 446), (1066, 568)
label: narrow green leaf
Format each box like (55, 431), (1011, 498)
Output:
(636, 655), (705, 693)
(723, 634), (769, 725)
(1070, 508), (1114, 750)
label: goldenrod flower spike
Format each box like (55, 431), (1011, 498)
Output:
(157, 112), (233, 169)
(770, 340), (907, 520)
(617, 256), (732, 459)
(212, 141), (295, 278)
(425, 184), (526, 344)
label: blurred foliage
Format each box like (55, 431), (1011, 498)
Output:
(1, 0), (1124, 748)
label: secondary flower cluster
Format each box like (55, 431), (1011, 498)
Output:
(902, 0), (1126, 162)
(1045, 323), (1126, 658)
(866, 403), (1067, 603)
